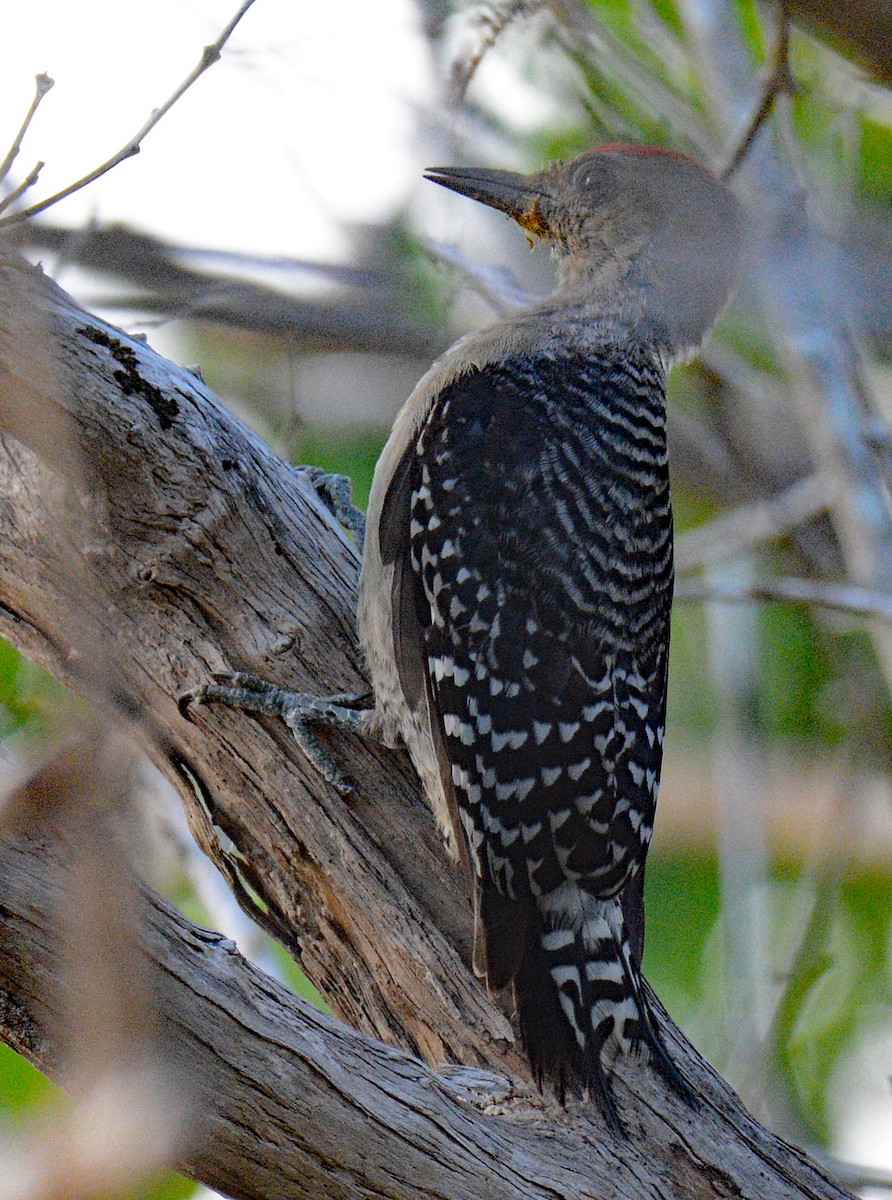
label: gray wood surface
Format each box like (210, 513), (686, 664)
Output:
(0, 246), (852, 1200)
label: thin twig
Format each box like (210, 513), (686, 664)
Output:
(0, 73), (54, 188)
(675, 575), (892, 625)
(446, 0), (548, 106)
(550, 0), (715, 158)
(675, 474), (832, 574)
(0, 162), (45, 217)
(0, 1), (257, 229)
(720, 0), (795, 179)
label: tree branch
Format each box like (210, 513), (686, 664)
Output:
(720, 1), (794, 180)
(0, 830), (554, 1200)
(0, 244), (503, 1073)
(675, 474), (832, 574)
(0, 245), (855, 1198)
(676, 574), (892, 624)
(0, 1), (257, 228)
(0, 73), (53, 199)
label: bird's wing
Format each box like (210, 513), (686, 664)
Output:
(381, 349), (672, 987)
(378, 427), (478, 890)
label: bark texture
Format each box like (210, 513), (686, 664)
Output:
(0, 246), (853, 1200)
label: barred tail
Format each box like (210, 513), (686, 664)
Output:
(511, 888), (691, 1131)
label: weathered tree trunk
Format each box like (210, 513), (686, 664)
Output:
(0, 246), (853, 1200)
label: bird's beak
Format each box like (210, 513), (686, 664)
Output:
(424, 166), (552, 241)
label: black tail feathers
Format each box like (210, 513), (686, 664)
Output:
(505, 891), (693, 1132)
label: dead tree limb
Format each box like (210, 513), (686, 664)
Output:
(0, 245), (853, 1200)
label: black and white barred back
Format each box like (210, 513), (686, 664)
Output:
(404, 344), (683, 1119)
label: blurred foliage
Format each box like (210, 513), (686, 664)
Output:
(645, 854), (892, 1141)
(0, 1044), (56, 1115)
(0, 638), (76, 744)
(860, 120), (892, 204)
(0, 1048), (196, 1200)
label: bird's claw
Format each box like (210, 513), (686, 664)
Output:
(178, 672), (370, 799)
(301, 467), (366, 553)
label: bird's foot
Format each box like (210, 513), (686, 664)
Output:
(301, 466), (366, 553)
(180, 672), (372, 798)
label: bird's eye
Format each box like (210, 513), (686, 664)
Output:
(571, 160), (600, 186)
(570, 158), (606, 191)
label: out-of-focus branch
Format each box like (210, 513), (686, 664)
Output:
(816, 1156), (892, 1194)
(9, 221), (441, 356)
(676, 574), (892, 624)
(787, 0), (892, 83)
(0, 740), (186, 1200)
(445, 0), (549, 106)
(675, 474), (831, 573)
(424, 237), (532, 313)
(720, 3), (794, 180)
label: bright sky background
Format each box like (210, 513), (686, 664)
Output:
(0, 0), (439, 261)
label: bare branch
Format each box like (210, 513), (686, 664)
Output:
(423, 237), (533, 313)
(11, 221), (441, 357)
(0, 242), (859, 1200)
(0, 829), (535, 1200)
(676, 574), (892, 624)
(0, 73), (53, 188)
(0, 161), (45, 217)
(675, 474), (832, 574)
(445, 0), (548, 106)
(0, 1), (257, 228)
(720, 2), (795, 179)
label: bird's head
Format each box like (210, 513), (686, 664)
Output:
(425, 144), (743, 361)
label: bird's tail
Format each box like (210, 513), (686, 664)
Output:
(511, 888), (689, 1130)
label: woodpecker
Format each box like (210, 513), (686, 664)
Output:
(185, 144), (742, 1128)
(358, 146), (742, 1122)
